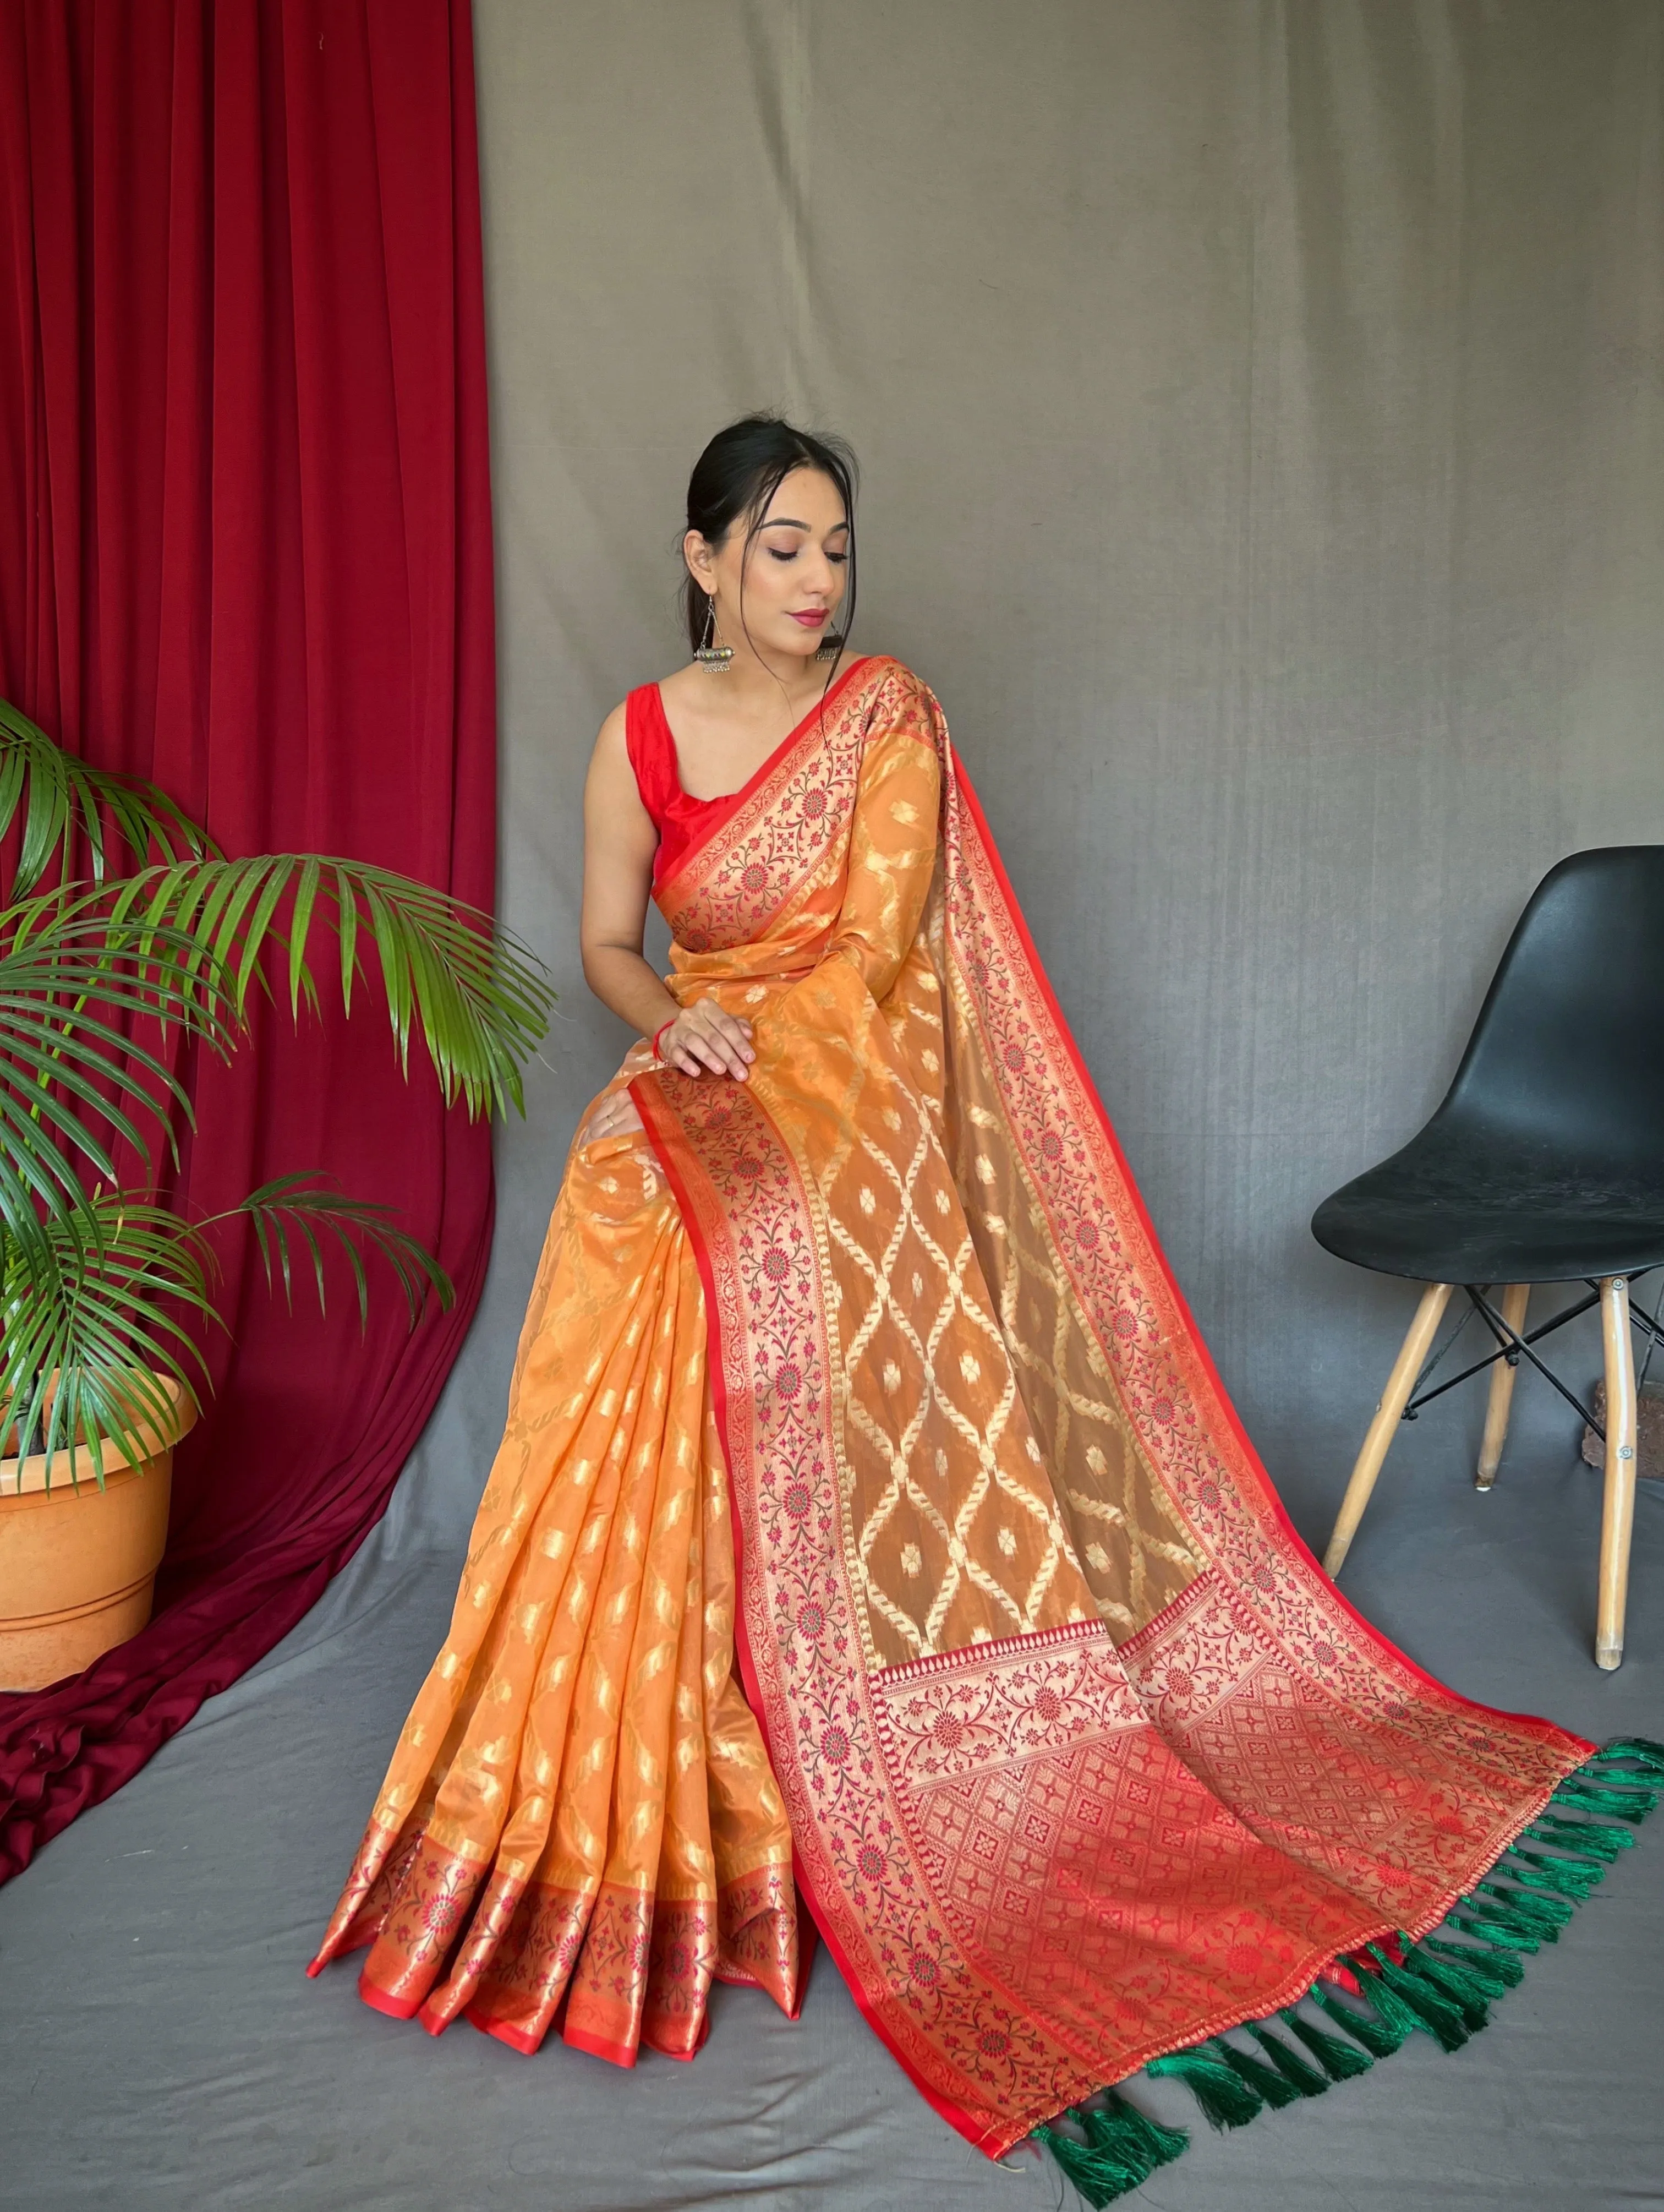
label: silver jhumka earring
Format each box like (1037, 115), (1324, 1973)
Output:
(693, 592), (733, 672)
(814, 627), (846, 664)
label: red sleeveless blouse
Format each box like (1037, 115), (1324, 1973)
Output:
(625, 662), (871, 888)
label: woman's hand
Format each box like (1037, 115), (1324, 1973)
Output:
(579, 1089), (644, 1144)
(657, 1002), (755, 1080)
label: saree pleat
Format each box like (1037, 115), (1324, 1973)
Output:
(316, 656), (1595, 2158)
(310, 1117), (797, 2063)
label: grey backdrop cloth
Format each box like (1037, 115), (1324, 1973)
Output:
(4, 4), (1663, 2207)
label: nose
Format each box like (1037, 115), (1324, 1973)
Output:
(800, 548), (838, 602)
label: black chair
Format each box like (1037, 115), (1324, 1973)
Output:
(1312, 846), (1664, 1670)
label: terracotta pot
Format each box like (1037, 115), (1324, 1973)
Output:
(0, 1376), (197, 1692)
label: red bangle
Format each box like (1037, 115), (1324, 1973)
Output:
(652, 1018), (676, 1061)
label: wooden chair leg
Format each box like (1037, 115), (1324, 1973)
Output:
(1475, 1282), (1531, 1490)
(1324, 1282), (1454, 1577)
(1595, 1274), (1638, 1670)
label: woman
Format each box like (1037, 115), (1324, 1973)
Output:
(312, 417), (1650, 2198)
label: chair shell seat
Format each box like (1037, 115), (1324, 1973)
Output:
(1313, 1126), (1664, 1283)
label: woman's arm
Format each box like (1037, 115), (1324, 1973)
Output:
(579, 706), (755, 1080)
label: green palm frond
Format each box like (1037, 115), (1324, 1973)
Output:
(1, 1195), (217, 1483)
(112, 856), (551, 1117)
(234, 1171), (453, 1329)
(0, 887), (240, 1295)
(2, 1179), (456, 1489)
(0, 700), (552, 1481)
(0, 887), (238, 1192)
(0, 698), (213, 897)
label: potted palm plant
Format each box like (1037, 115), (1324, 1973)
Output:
(0, 698), (551, 1689)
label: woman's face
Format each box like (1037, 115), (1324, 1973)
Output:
(686, 465), (849, 665)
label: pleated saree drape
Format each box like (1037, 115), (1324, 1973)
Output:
(313, 658), (1594, 2153)
(307, 1130), (798, 2061)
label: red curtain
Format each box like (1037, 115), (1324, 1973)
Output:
(0, 0), (496, 1880)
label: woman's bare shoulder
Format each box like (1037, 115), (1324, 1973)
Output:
(587, 698), (629, 769)
(585, 700), (655, 844)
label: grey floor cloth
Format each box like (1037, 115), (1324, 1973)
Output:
(2, 1397), (1659, 2212)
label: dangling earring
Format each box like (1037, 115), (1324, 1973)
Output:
(693, 592), (734, 673)
(815, 592), (850, 662)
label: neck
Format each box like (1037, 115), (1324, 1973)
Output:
(716, 640), (829, 709)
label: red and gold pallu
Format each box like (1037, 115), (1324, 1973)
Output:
(312, 657), (1656, 2183)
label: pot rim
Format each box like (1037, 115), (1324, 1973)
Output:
(0, 1373), (198, 1498)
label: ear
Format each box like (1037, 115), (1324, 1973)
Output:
(683, 530), (716, 593)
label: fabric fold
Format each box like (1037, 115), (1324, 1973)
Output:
(310, 1123), (797, 2066)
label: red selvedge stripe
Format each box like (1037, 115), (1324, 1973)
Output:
(630, 1071), (1018, 2154)
(656, 656), (879, 918)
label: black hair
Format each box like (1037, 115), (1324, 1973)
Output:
(681, 414), (858, 673)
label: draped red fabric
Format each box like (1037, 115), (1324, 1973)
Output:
(0, 0), (496, 1880)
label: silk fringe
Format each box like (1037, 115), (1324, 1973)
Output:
(1031, 1737), (1664, 2206)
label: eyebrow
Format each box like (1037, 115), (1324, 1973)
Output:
(758, 516), (850, 533)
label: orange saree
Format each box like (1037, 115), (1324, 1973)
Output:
(311, 657), (1661, 2199)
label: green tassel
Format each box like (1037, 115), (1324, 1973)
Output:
(1553, 1780), (1654, 1824)
(1526, 1814), (1633, 1861)
(1364, 1946), (1473, 2049)
(1082, 2091), (1190, 2174)
(1581, 1785), (1660, 1819)
(1557, 1787), (1655, 1822)
(1504, 1848), (1606, 1900)
(1394, 1942), (1492, 2030)
(1033, 2118), (1142, 2208)
(1245, 2022), (1331, 2097)
(1034, 2090), (1190, 2205)
(1573, 1769), (1661, 1806)
(1213, 2036), (1307, 2110)
(1146, 2044), (1265, 2130)
(1311, 1979), (1410, 2058)
(1593, 1735), (1664, 1776)
(1420, 1934), (1524, 1993)
(1493, 1867), (1586, 1913)
(1278, 2006), (1373, 2081)
(1474, 1879), (1573, 1934)
(1445, 1907), (1541, 1954)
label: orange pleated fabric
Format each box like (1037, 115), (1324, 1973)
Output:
(308, 1115), (798, 2062)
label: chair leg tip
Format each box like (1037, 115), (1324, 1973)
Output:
(1595, 1640), (1624, 1672)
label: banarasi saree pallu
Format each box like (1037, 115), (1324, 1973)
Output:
(311, 658), (1663, 2203)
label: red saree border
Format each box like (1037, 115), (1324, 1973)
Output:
(655, 657), (893, 946)
(945, 754), (1586, 1760)
(652, 654), (874, 887)
(632, 1071), (1025, 2154)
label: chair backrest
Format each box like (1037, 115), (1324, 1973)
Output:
(1437, 846), (1664, 1164)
